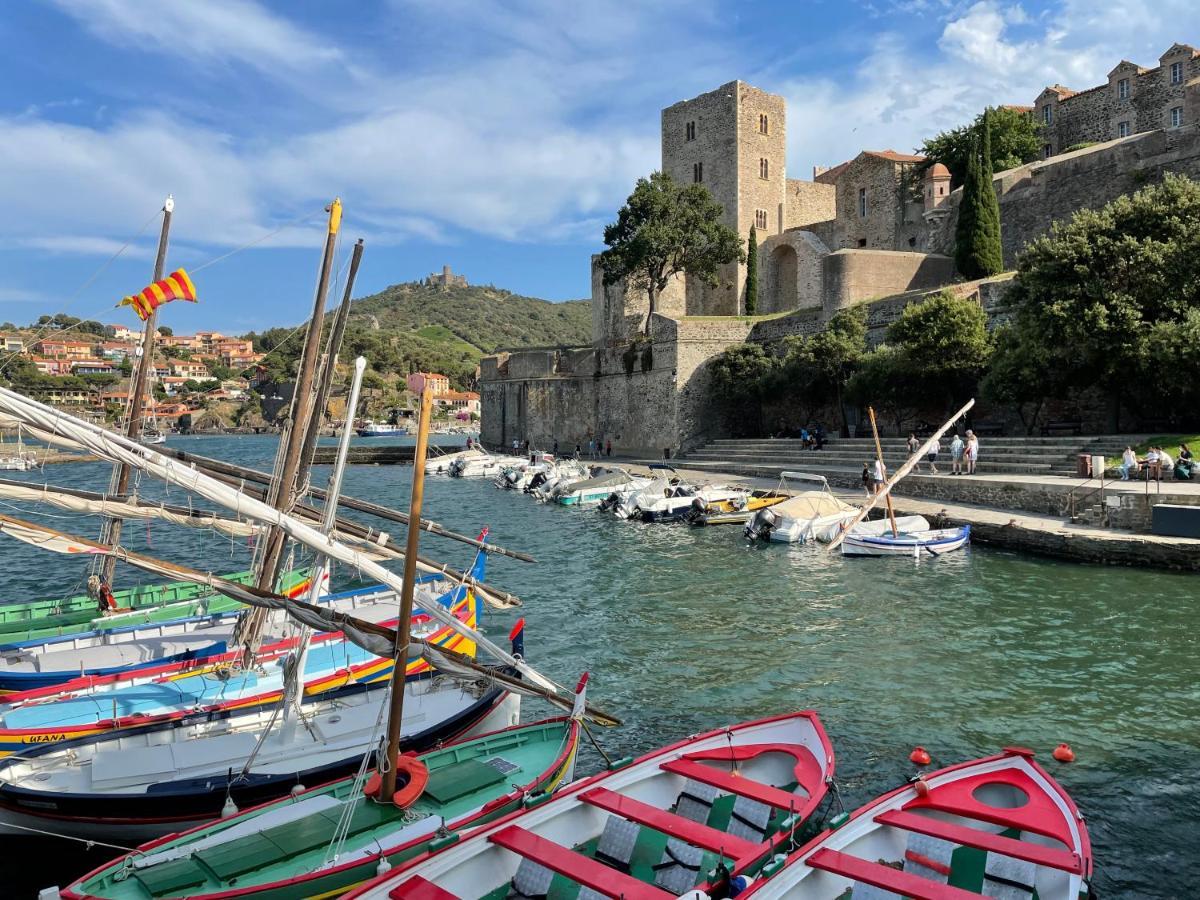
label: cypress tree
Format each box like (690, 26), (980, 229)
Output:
(976, 109), (1005, 275)
(955, 138), (983, 278)
(745, 225), (759, 315)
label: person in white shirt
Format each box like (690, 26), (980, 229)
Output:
(1156, 447), (1173, 481)
(1146, 447), (1161, 481)
(926, 436), (941, 475)
(964, 431), (979, 475)
(871, 456), (885, 494)
(1120, 446), (1139, 481)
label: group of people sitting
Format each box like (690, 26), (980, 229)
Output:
(1120, 443), (1194, 481)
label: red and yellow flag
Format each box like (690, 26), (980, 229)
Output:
(118, 268), (198, 321)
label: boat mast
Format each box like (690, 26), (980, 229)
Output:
(867, 406), (900, 537)
(97, 195), (174, 587)
(252, 199), (341, 592)
(380, 377), (434, 800)
(281, 355), (368, 730)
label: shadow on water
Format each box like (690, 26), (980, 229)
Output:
(4, 435), (1197, 898)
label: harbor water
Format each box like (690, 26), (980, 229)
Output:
(2, 435), (1196, 898)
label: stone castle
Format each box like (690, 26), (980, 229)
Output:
(481, 43), (1200, 456)
(425, 265), (468, 289)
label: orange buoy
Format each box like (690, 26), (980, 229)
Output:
(1052, 743), (1076, 763)
(363, 771), (383, 799)
(391, 756), (430, 809)
(912, 776), (930, 798)
(909, 746), (932, 766)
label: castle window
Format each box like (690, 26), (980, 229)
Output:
(1043, 143), (1052, 159)
(685, 120), (696, 141)
(1172, 106), (1184, 128)
(758, 113), (769, 135)
(1117, 78), (1129, 100)
(858, 187), (867, 218)
(693, 161), (703, 183)
(1117, 120), (1131, 138)
(754, 209), (767, 230)
(759, 157), (769, 179)
(939, 186), (945, 195)
(1171, 61), (1184, 85)
(1042, 105), (1052, 125)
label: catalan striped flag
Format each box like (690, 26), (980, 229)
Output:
(118, 268), (198, 321)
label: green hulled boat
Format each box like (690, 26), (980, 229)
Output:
(0, 569), (313, 645)
(62, 717), (580, 900)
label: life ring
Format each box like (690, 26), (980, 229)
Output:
(363, 756), (429, 809)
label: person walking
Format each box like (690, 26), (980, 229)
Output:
(964, 430), (979, 475)
(552, 439), (559, 458)
(906, 433), (920, 457)
(949, 432), (964, 475)
(605, 439), (612, 457)
(511, 437), (519, 455)
(871, 456), (886, 495)
(574, 442), (581, 459)
(926, 435), (941, 475)
(587, 437), (595, 459)
(1120, 446), (1139, 481)
(861, 461), (872, 497)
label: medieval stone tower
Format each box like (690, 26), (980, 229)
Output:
(661, 81), (787, 315)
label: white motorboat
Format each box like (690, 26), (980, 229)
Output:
(744, 473), (858, 544)
(636, 483), (748, 523)
(425, 446), (486, 475)
(356, 421), (406, 437)
(554, 469), (649, 506)
(450, 451), (503, 478)
(841, 524), (971, 557)
(529, 461), (590, 501)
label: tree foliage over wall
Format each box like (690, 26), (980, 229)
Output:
(955, 114), (1005, 281)
(920, 105), (1042, 188)
(986, 173), (1200, 429)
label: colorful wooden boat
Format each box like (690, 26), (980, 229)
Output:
(0, 568), (312, 645)
(59, 717), (579, 900)
(0, 583), (479, 757)
(727, 747), (1092, 899)
(686, 489), (789, 526)
(345, 710), (834, 900)
(0, 659), (517, 841)
(841, 525), (971, 557)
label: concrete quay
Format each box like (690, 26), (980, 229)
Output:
(615, 458), (1200, 572)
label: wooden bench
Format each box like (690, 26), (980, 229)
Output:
(806, 847), (982, 900)
(659, 758), (807, 812)
(1041, 420), (1082, 435)
(579, 786), (759, 859)
(488, 824), (671, 900)
(875, 808), (1083, 873)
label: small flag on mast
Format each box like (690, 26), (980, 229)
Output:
(118, 268), (198, 321)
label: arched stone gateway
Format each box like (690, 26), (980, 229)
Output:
(769, 244), (798, 313)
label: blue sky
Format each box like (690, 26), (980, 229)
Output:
(0, 0), (1193, 333)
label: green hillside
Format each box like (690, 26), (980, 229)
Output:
(246, 280), (590, 390)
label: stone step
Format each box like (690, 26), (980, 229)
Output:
(678, 455), (1056, 476)
(705, 435), (1142, 448)
(686, 447), (1075, 462)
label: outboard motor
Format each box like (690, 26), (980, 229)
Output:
(684, 495), (708, 526)
(744, 506), (778, 541)
(527, 471), (548, 493)
(598, 491), (620, 512)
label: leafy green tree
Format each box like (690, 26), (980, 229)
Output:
(778, 306), (867, 435)
(920, 106), (1042, 188)
(157, 325), (173, 337)
(708, 343), (780, 436)
(117, 357), (133, 376)
(845, 344), (919, 434)
(745, 226), (759, 316)
(976, 109), (1004, 273)
(599, 171), (744, 332)
(1002, 173), (1200, 429)
(980, 321), (1060, 434)
(887, 289), (992, 412)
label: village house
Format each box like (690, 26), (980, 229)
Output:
(109, 324), (142, 342)
(414, 372), (451, 395)
(433, 390), (481, 417)
(167, 358), (211, 379)
(0, 335), (24, 354)
(97, 341), (136, 360)
(31, 356), (71, 376)
(32, 338), (94, 360)
(70, 359), (116, 376)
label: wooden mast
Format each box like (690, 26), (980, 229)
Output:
(867, 406), (900, 537)
(380, 378), (434, 800)
(253, 198), (341, 593)
(98, 196), (174, 587)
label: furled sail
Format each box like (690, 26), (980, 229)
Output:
(0, 388), (566, 698)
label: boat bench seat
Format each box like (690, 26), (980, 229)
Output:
(660, 758), (807, 812)
(195, 833), (284, 880)
(806, 848), (983, 900)
(132, 856), (209, 896)
(423, 757), (506, 804)
(875, 809), (1082, 874)
(579, 787), (758, 860)
(488, 824), (672, 900)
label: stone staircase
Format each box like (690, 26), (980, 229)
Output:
(677, 435), (1140, 484)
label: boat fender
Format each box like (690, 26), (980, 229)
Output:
(909, 746), (931, 766)
(910, 775), (930, 798)
(1052, 742), (1076, 763)
(290, 783), (306, 797)
(221, 796), (239, 818)
(375, 857), (392, 877)
(391, 756), (430, 809)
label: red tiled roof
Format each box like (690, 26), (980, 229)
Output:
(864, 149), (925, 164)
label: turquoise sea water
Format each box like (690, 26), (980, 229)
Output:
(3, 434), (1197, 898)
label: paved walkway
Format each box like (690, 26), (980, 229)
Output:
(610, 457), (1200, 571)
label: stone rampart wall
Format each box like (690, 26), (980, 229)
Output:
(822, 249), (957, 314)
(784, 179), (836, 229)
